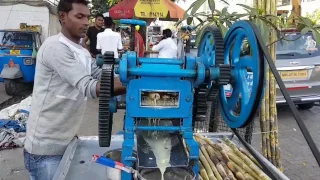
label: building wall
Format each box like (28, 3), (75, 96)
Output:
(0, 3), (60, 42)
(277, 0), (320, 16)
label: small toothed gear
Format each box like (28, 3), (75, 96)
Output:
(98, 52), (115, 147)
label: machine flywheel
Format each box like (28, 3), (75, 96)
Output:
(218, 21), (265, 128)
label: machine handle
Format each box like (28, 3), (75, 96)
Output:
(93, 155), (130, 173)
(93, 155), (147, 180)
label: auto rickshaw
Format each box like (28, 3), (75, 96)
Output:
(0, 23), (41, 96)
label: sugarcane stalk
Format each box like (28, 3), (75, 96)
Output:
(221, 162), (237, 180)
(218, 142), (233, 153)
(208, 146), (229, 180)
(223, 137), (270, 180)
(269, 0), (277, 166)
(227, 153), (259, 179)
(227, 161), (246, 180)
(259, 94), (267, 158)
(200, 161), (210, 180)
(244, 173), (256, 180)
(198, 138), (223, 180)
(275, 114), (284, 171)
(239, 147), (261, 168)
(199, 149), (217, 180)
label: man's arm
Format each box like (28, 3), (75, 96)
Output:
(43, 42), (98, 98)
(91, 57), (126, 96)
(117, 34), (123, 51)
(96, 33), (102, 54)
(96, 77), (126, 97)
(152, 40), (164, 52)
(91, 59), (102, 80)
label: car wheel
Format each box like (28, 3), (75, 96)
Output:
(298, 103), (314, 110)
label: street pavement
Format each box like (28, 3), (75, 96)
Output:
(1, 49), (320, 179)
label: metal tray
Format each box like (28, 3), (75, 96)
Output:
(52, 133), (290, 180)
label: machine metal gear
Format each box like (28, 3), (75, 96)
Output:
(193, 26), (231, 122)
(99, 52), (115, 147)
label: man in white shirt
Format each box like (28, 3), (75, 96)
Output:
(152, 29), (178, 58)
(96, 17), (123, 58)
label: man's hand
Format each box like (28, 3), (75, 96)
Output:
(114, 77), (126, 96)
(96, 77), (126, 97)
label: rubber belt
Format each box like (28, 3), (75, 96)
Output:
(230, 21), (320, 180)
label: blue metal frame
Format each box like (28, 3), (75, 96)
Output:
(112, 20), (264, 180)
(117, 53), (204, 180)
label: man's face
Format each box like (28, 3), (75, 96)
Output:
(59, 3), (90, 39)
(96, 17), (104, 27)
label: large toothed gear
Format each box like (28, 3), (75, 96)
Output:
(193, 26), (231, 123)
(98, 52), (115, 147)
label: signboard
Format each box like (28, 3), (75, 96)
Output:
(225, 72), (253, 97)
(134, 0), (168, 18)
(110, 9), (134, 19)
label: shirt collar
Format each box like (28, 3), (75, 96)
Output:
(104, 28), (113, 32)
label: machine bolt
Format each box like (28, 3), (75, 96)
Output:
(130, 96), (134, 100)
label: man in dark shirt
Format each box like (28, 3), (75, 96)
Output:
(82, 13), (104, 57)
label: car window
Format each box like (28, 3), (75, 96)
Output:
(276, 32), (320, 59)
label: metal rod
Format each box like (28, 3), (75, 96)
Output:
(128, 68), (196, 77)
(135, 126), (181, 131)
(138, 58), (183, 65)
(130, 25), (135, 51)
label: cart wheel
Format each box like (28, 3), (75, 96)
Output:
(4, 79), (17, 96)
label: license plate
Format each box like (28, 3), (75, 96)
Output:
(280, 70), (308, 79)
(10, 50), (20, 55)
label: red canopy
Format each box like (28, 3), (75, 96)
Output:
(109, 0), (137, 19)
(109, 0), (184, 20)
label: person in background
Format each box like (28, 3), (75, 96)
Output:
(151, 29), (177, 58)
(82, 13), (104, 58)
(135, 25), (145, 57)
(96, 17), (123, 59)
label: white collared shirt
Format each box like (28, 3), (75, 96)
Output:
(96, 29), (123, 58)
(152, 38), (178, 58)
